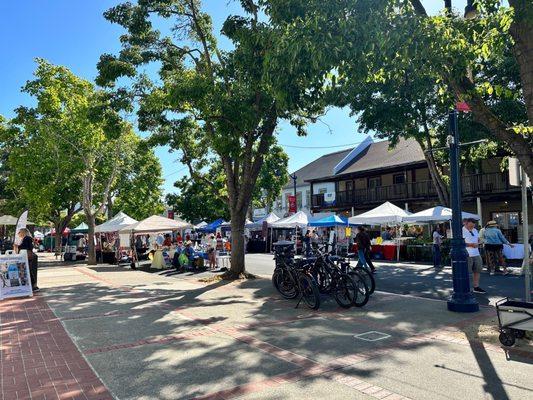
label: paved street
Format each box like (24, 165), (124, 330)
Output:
(244, 254), (531, 306)
(1, 253), (532, 400)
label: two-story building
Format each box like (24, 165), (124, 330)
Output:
(274, 136), (530, 242)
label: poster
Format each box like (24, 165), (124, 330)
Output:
(0, 252), (33, 300)
(288, 195), (297, 213)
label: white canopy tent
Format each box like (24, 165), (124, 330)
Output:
(348, 202), (411, 225)
(119, 215), (191, 234)
(220, 219), (253, 228)
(246, 212), (280, 230)
(402, 206), (480, 223)
(95, 211), (138, 233)
(0, 215), (35, 226)
(270, 211), (310, 228)
(194, 221), (208, 229)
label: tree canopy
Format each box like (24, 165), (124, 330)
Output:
(97, 0), (321, 277)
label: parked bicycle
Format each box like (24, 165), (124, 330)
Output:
(272, 243), (321, 310)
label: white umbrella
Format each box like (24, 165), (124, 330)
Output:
(348, 202), (411, 225)
(95, 211), (138, 233)
(403, 206), (480, 223)
(0, 215), (35, 225)
(119, 215), (192, 234)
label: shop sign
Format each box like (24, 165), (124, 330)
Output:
(0, 252), (32, 300)
(324, 192), (336, 206)
(288, 195), (297, 213)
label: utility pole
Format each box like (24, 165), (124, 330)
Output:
(447, 110), (479, 313)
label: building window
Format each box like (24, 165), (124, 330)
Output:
(296, 192), (303, 208)
(345, 180), (353, 191)
(393, 173), (405, 184)
(368, 177), (382, 189)
(306, 190), (310, 206)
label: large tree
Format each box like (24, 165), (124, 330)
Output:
(97, 0), (320, 278)
(10, 60), (132, 263)
(109, 136), (165, 221)
(166, 143), (288, 223)
(265, 0), (533, 181)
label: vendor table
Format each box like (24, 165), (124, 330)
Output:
(503, 244), (524, 260)
(151, 249), (176, 269)
(217, 255), (231, 269)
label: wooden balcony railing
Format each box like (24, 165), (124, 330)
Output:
(311, 172), (513, 209)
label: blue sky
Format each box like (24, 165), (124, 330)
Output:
(0, 0), (458, 195)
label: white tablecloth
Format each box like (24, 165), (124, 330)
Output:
(503, 244), (524, 259)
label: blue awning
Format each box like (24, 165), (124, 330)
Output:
(198, 218), (225, 232)
(308, 215), (348, 227)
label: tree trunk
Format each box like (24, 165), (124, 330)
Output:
(107, 196), (113, 220)
(424, 150), (449, 206)
(86, 213), (97, 265)
(54, 223), (63, 254)
(228, 210), (247, 277)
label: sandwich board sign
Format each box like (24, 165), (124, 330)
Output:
(0, 251), (32, 300)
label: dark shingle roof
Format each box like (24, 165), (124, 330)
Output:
(284, 148), (352, 189)
(285, 138), (425, 188)
(335, 138), (425, 176)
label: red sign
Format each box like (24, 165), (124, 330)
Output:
(288, 195), (297, 214)
(456, 101), (471, 112)
(167, 210), (175, 220)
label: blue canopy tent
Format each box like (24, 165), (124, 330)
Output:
(198, 218), (225, 233)
(309, 215), (348, 227)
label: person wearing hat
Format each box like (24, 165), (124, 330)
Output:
(484, 220), (513, 275)
(462, 218), (486, 293)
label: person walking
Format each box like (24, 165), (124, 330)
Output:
(355, 226), (375, 273)
(303, 230), (312, 257)
(432, 225), (444, 269)
(484, 220), (513, 275)
(462, 218), (486, 293)
(16, 228), (39, 293)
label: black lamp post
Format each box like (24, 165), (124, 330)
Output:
(443, 0), (479, 313)
(446, 110), (479, 313)
(290, 173), (297, 197)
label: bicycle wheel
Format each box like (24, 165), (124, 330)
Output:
(272, 268), (297, 299)
(333, 274), (357, 308)
(298, 273), (320, 310)
(349, 272), (370, 307)
(314, 263), (333, 293)
(351, 266), (375, 295)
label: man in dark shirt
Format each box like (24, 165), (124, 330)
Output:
(17, 228), (39, 292)
(355, 226), (376, 273)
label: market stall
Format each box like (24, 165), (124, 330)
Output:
(270, 211), (310, 253)
(402, 206), (480, 223)
(349, 202), (411, 260)
(245, 212), (280, 253)
(94, 211), (139, 264)
(119, 215), (192, 269)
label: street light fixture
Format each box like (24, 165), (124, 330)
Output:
(464, 0), (478, 19)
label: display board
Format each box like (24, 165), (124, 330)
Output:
(0, 251), (33, 300)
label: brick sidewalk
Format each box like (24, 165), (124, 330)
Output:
(1, 295), (113, 400)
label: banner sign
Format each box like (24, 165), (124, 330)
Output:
(14, 210), (28, 246)
(324, 192), (336, 206)
(0, 251), (32, 300)
(288, 195), (297, 213)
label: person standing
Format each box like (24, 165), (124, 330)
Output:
(17, 228), (39, 293)
(432, 225), (444, 269)
(207, 234), (217, 270)
(484, 220), (513, 275)
(381, 227), (392, 241)
(303, 230), (311, 257)
(355, 226), (375, 273)
(462, 218), (486, 293)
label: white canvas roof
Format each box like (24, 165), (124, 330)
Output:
(348, 202), (411, 225)
(119, 215), (191, 234)
(246, 212), (280, 229)
(194, 221), (208, 229)
(221, 219), (253, 228)
(0, 215), (35, 225)
(270, 211), (310, 228)
(403, 206), (480, 223)
(95, 211), (138, 233)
